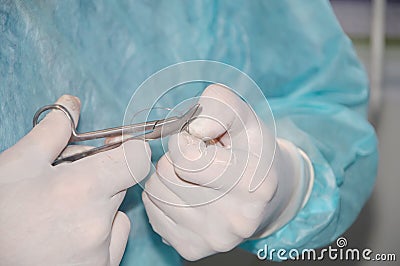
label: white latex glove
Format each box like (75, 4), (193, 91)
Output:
(142, 84), (313, 261)
(0, 95), (151, 266)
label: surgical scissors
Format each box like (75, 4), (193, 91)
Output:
(33, 104), (201, 166)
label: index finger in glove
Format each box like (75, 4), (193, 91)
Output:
(68, 140), (151, 196)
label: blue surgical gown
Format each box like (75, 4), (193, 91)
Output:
(0, 0), (378, 264)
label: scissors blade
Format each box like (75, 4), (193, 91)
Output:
(142, 104), (201, 140)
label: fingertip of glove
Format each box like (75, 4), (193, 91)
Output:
(56, 94), (81, 111)
(124, 139), (151, 157)
(117, 211), (131, 231)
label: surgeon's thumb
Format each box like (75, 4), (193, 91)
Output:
(21, 95), (81, 163)
(109, 211), (131, 266)
(188, 84), (248, 141)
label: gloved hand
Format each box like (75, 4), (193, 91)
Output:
(142, 84), (314, 261)
(0, 95), (151, 266)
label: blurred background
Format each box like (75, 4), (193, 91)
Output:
(187, 0), (400, 265)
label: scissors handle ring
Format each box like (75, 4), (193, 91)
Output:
(32, 104), (78, 137)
